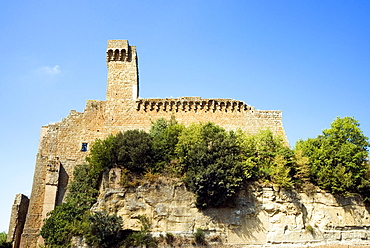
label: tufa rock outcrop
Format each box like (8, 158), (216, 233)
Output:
(91, 168), (370, 247)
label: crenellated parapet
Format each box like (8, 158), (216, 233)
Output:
(136, 97), (256, 113)
(106, 40), (136, 63)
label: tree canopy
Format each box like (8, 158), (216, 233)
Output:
(296, 116), (370, 195)
(176, 123), (244, 208)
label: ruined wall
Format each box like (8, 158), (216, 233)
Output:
(20, 101), (106, 248)
(7, 194), (29, 248)
(93, 169), (370, 246)
(15, 40), (287, 248)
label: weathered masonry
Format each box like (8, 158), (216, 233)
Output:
(10, 40), (286, 248)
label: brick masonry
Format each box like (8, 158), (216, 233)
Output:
(13, 40), (286, 248)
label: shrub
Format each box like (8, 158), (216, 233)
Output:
(65, 163), (99, 208)
(87, 130), (154, 175)
(193, 228), (206, 245)
(165, 232), (175, 244)
(84, 211), (123, 248)
(305, 224), (314, 233)
(125, 215), (157, 248)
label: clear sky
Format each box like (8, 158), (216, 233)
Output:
(1, 0), (369, 232)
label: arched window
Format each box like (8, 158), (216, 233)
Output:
(107, 49), (113, 61)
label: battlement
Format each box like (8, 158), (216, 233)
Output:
(136, 97), (255, 113)
(106, 40), (136, 63)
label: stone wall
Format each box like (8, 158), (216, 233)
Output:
(134, 97), (284, 136)
(15, 40), (287, 248)
(7, 194), (29, 248)
(92, 169), (370, 247)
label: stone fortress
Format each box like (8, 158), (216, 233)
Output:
(8, 40), (287, 248)
(9, 40), (370, 248)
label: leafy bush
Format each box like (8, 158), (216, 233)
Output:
(65, 163), (100, 208)
(84, 212), (123, 248)
(165, 232), (175, 244)
(0, 232), (7, 243)
(87, 130), (154, 174)
(86, 134), (117, 174)
(40, 202), (87, 247)
(193, 228), (206, 245)
(239, 129), (310, 188)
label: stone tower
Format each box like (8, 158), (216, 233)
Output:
(106, 40), (138, 102)
(105, 40), (139, 127)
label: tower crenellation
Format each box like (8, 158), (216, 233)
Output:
(106, 40), (139, 103)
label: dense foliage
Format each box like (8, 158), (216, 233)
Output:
(0, 232), (12, 248)
(296, 116), (370, 195)
(41, 116), (370, 247)
(176, 123), (244, 208)
(150, 117), (184, 173)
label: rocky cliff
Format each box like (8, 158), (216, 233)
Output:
(88, 168), (370, 247)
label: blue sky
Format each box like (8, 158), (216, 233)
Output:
(1, 1), (370, 232)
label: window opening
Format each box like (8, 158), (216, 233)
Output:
(81, 143), (88, 152)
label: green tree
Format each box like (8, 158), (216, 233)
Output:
(115, 130), (153, 173)
(176, 123), (244, 208)
(239, 129), (297, 187)
(296, 117), (370, 195)
(66, 163), (100, 209)
(86, 134), (117, 175)
(150, 117), (184, 173)
(87, 130), (154, 174)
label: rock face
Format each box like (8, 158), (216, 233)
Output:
(92, 168), (370, 246)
